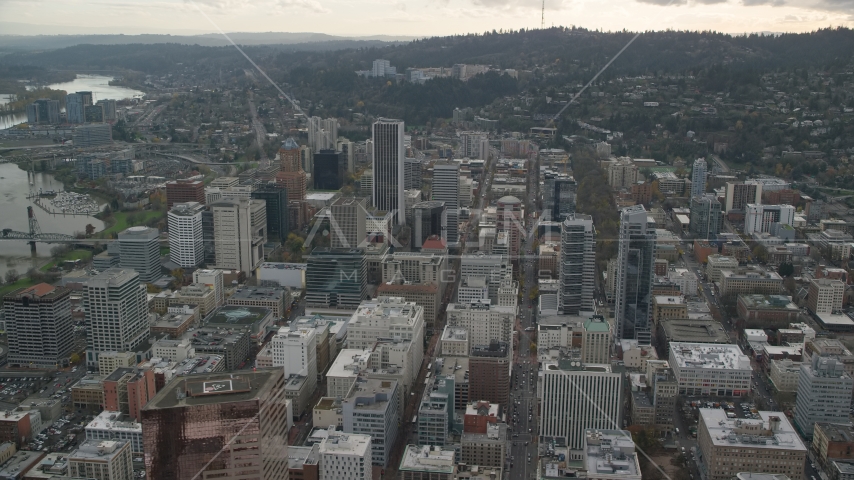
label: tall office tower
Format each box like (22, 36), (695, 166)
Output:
(342, 378), (400, 466)
(497, 196), (524, 261)
(404, 157), (422, 190)
(26, 98), (60, 124)
(270, 326), (318, 397)
(210, 198), (267, 276)
(348, 297), (425, 354)
(615, 205), (657, 344)
(607, 159), (638, 189)
(330, 197), (368, 249)
(167, 202), (205, 268)
(725, 181), (762, 213)
(84, 269), (149, 368)
(201, 209), (216, 266)
(446, 301), (515, 347)
(581, 316), (612, 364)
(251, 183), (289, 243)
(305, 248), (367, 309)
(276, 138), (308, 230)
(165, 179), (205, 208)
(65, 93), (85, 123)
(97, 99), (118, 121)
(745, 204), (796, 235)
(469, 341), (511, 407)
(3, 283), (75, 368)
(539, 360), (623, 453)
(460, 131), (489, 159)
(308, 117), (339, 152)
(313, 150), (347, 190)
(372, 118), (406, 225)
(417, 375), (455, 446)
(689, 194), (722, 240)
(691, 158), (707, 198)
(432, 162), (460, 245)
(337, 137), (355, 173)
(412, 201), (447, 250)
(117, 226), (161, 284)
(372, 59), (394, 77)
(78, 91), (94, 107)
(559, 214), (596, 315)
(84, 104), (105, 122)
(460, 254), (511, 304)
(552, 176), (577, 221)
(318, 430), (372, 480)
(794, 355), (854, 438)
(807, 278), (845, 316)
(141, 370), (290, 480)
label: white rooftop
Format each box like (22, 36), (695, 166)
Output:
(327, 349), (371, 379)
(670, 342), (751, 371)
(699, 409), (806, 452)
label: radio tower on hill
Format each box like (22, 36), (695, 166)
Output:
(541, 0), (545, 29)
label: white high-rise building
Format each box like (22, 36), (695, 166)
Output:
(117, 226), (160, 283)
(210, 198), (267, 276)
(460, 131), (488, 160)
(539, 360), (623, 454)
(192, 269), (224, 306)
(745, 204), (795, 235)
(84, 269), (149, 368)
(319, 429), (373, 480)
(432, 161), (460, 245)
(3, 283), (75, 368)
(559, 214), (596, 315)
(167, 202), (204, 268)
(691, 158), (707, 198)
(309, 116), (339, 153)
(460, 253), (511, 304)
(581, 316), (612, 365)
(347, 297), (425, 369)
(271, 326), (317, 378)
(615, 205), (657, 344)
(372, 118), (406, 224)
(793, 355), (854, 438)
(446, 300), (515, 347)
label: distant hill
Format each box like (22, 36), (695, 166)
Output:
(0, 25), (419, 51)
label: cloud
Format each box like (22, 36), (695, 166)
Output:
(634, 0), (854, 11)
(276, 0), (329, 13)
(185, 0), (329, 14)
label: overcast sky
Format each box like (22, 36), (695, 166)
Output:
(1, 0), (852, 36)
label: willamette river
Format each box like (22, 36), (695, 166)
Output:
(0, 162), (106, 278)
(0, 74), (144, 129)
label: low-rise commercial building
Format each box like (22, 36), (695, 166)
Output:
(737, 295), (800, 329)
(669, 342), (751, 396)
(697, 409), (806, 480)
(583, 430), (642, 480)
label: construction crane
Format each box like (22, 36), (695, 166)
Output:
(0, 207), (77, 253)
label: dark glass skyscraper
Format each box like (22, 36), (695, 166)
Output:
(615, 205), (657, 344)
(304, 247), (367, 309)
(251, 183), (290, 243)
(312, 149), (346, 190)
(141, 370), (290, 480)
(372, 119), (405, 224)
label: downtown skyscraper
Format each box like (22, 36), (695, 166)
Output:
(431, 162), (460, 245)
(691, 158), (707, 198)
(614, 205), (657, 344)
(372, 118), (406, 224)
(559, 214), (596, 315)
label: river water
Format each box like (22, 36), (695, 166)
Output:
(0, 162), (105, 279)
(0, 74), (144, 130)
